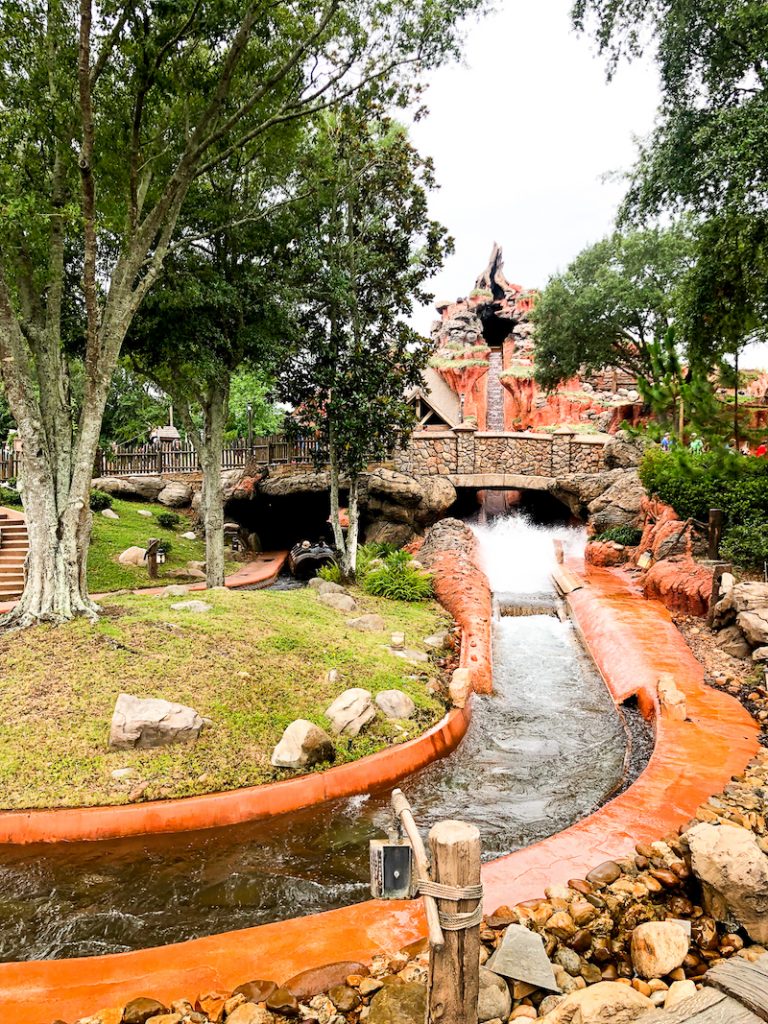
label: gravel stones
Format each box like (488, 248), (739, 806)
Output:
(271, 720), (335, 769)
(586, 862), (621, 887)
(630, 922), (689, 979)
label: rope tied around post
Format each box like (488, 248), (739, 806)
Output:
(418, 879), (484, 931)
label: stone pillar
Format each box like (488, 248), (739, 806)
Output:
(453, 424), (477, 475)
(551, 427), (575, 478)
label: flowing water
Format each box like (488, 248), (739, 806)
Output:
(0, 514), (640, 961)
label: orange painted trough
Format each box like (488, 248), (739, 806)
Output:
(0, 561), (760, 1023)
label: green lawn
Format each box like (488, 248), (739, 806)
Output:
(88, 497), (237, 592)
(0, 586), (449, 809)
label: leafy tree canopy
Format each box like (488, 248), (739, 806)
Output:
(532, 222), (694, 390)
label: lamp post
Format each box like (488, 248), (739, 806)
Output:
(459, 392), (465, 423)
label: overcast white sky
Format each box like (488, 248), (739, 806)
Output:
(409, 0), (768, 370)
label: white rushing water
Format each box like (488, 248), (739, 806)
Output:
(471, 513), (585, 595)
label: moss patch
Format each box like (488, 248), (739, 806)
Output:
(88, 498), (237, 592)
(0, 587), (449, 809)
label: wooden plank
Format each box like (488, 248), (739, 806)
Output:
(640, 987), (762, 1023)
(706, 957), (768, 1022)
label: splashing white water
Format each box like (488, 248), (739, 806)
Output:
(471, 514), (585, 595)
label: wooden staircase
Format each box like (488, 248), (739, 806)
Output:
(0, 509), (28, 602)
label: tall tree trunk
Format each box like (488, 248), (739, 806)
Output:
(174, 383), (229, 589)
(342, 474), (360, 580)
(327, 425), (349, 578)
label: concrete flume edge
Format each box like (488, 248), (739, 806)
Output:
(0, 554), (761, 1022)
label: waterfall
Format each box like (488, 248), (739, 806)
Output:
(471, 512), (585, 595)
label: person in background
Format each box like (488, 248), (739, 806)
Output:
(756, 438), (768, 458)
(689, 432), (705, 455)
(661, 431), (672, 452)
(741, 440), (752, 456)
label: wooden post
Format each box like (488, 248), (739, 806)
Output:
(146, 538), (160, 580)
(707, 560), (732, 626)
(391, 789), (444, 949)
(427, 820), (481, 1024)
(708, 508), (725, 559)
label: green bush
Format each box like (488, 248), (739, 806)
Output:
(596, 525), (643, 547)
(639, 447), (768, 524)
(155, 510), (181, 530)
(0, 485), (22, 507)
(157, 539), (173, 556)
(317, 561), (342, 584)
(89, 489), (114, 512)
(363, 549), (433, 602)
(316, 542), (397, 585)
(721, 522), (768, 570)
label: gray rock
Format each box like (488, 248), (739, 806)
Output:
(715, 624), (753, 659)
(118, 546), (146, 566)
(92, 476), (165, 501)
(271, 719), (335, 769)
(367, 982), (425, 1024)
(375, 690), (416, 719)
(688, 821), (768, 942)
(486, 923), (560, 992)
(348, 614), (386, 632)
(181, 531), (197, 540)
(162, 584), (190, 596)
(738, 608), (768, 647)
(307, 577), (325, 590)
(363, 519), (417, 547)
(753, 646), (768, 662)
(318, 592), (357, 613)
(158, 481), (192, 507)
(366, 467), (424, 507)
(101, 508), (120, 519)
(391, 648), (429, 664)
(587, 470), (645, 533)
(554, 947), (582, 976)
(424, 632), (450, 650)
(109, 693), (208, 749)
(170, 600), (212, 613)
(137, 509), (153, 518)
(317, 580), (346, 596)
(603, 432), (648, 469)
(326, 688), (376, 736)
(714, 581), (768, 627)
(477, 968), (511, 1023)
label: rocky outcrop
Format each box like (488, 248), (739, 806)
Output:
(109, 694), (209, 750)
(549, 469), (626, 521)
(419, 518), (492, 694)
(158, 480), (192, 507)
(687, 823), (768, 942)
(641, 557), (714, 618)
(587, 470), (645, 534)
(712, 581), (768, 653)
(93, 476), (166, 501)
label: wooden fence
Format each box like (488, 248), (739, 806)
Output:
(92, 435), (321, 478)
(0, 451), (20, 484)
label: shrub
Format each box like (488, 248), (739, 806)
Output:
(157, 539), (173, 556)
(596, 525), (642, 547)
(316, 542), (397, 585)
(317, 562), (342, 584)
(363, 549), (433, 602)
(639, 447), (768, 524)
(721, 522), (768, 570)
(155, 510), (181, 529)
(0, 485), (22, 507)
(89, 489), (113, 512)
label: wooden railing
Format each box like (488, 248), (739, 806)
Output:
(92, 435), (321, 477)
(0, 451), (20, 484)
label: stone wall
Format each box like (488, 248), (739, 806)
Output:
(395, 429), (608, 480)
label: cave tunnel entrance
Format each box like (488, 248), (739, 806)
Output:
(454, 487), (577, 527)
(226, 491), (338, 551)
(476, 302), (516, 349)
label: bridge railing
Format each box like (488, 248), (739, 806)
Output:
(92, 435), (322, 477)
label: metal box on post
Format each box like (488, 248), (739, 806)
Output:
(369, 839), (415, 900)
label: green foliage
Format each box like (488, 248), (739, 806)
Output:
(317, 562), (342, 584)
(636, 328), (723, 439)
(0, 485), (22, 507)
(157, 540), (173, 556)
(88, 489), (113, 512)
(100, 366), (170, 447)
(155, 511), (181, 530)
(227, 369), (283, 440)
(639, 447), (768, 524)
(596, 525), (643, 546)
(721, 522), (768, 571)
(363, 549), (434, 602)
(531, 224), (694, 390)
(317, 542), (397, 584)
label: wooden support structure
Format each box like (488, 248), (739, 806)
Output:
(708, 508), (725, 560)
(706, 561), (732, 626)
(426, 820), (481, 1024)
(391, 789), (444, 950)
(638, 953), (768, 1023)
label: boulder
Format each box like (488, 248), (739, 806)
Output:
(715, 624), (753, 659)
(270, 720), (335, 769)
(181, 531), (197, 540)
(348, 614), (386, 632)
(375, 690), (416, 719)
(687, 822), (768, 942)
(539, 981), (653, 1023)
(260, 468), (331, 497)
(317, 580), (346, 596)
(364, 519), (416, 547)
(118, 546), (146, 566)
(158, 481), (192, 507)
(170, 600), (212, 613)
(603, 432), (647, 470)
(367, 982), (426, 1024)
(326, 688), (376, 736)
(101, 508), (119, 520)
(92, 476), (165, 501)
(713, 580), (768, 627)
(416, 475), (457, 523)
(549, 469), (625, 519)
(109, 694), (208, 750)
(587, 470), (646, 533)
(630, 921), (689, 979)
(738, 608), (768, 647)
(477, 968), (511, 1022)
(366, 467), (424, 507)
(753, 646), (768, 662)
(318, 592), (357, 613)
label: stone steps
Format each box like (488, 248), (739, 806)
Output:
(486, 349), (505, 431)
(0, 509), (28, 599)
